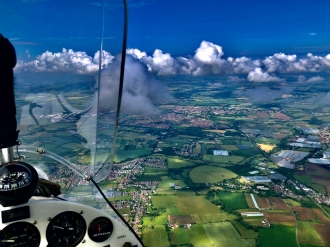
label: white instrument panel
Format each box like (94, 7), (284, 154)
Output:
(0, 197), (142, 247)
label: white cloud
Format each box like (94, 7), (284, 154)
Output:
(15, 48), (114, 74)
(247, 68), (282, 82)
(14, 41), (330, 81)
(306, 76), (324, 83)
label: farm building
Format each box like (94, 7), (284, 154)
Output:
(308, 158), (330, 164)
(213, 150), (229, 156)
(241, 176), (272, 183)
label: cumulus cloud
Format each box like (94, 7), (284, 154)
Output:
(15, 40), (330, 80)
(247, 68), (282, 82)
(306, 76), (324, 83)
(15, 48), (114, 74)
(98, 55), (172, 115)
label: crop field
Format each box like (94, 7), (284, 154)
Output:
(306, 163), (330, 177)
(257, 144), (277, 152)
(174, 196), (221, 215)
(171, 227), (190, 245)
(168, 215), (195, 224)
(312, 209), (330, 244)
(167, 158), (196, 168)
(218, 192), (248, 209)
(255, 195), (271, 208)
(263, 211), (295, 225)
(152, 195), (236, 224)
(297, 221), (324, 245)
(245, 193), (256, 208)
(231, 147), (261, 158)
(268, 197), (289, 209)
(202, 154), (244, 164)
(142, 225), (170, 247)
(231, 220), (259, 239)
(221, 145), (239, 150)
(254, 138), (280, 145)
(144, 167), (168, 176)
(152, 196), (175, 209)
(157, 179), (186, 189)
(202, 222), (255, 247)
(189, 166), (237, 183)
(259, 225), (297, 247)
(283, 199), (301, 207)
(188, 224), (210, 246)
(115, 149), (151, 162)
(292, 207), (313, 221)
(311, 176), (330, 186)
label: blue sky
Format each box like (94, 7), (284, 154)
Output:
(1, 0), (330, 59)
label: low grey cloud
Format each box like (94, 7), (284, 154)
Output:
(98, 55), (172, 115)
(306, 76), (324, 83)
(227, 76), (246, 83)
(235, 86), (293, 103)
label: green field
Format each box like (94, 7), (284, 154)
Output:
(189, 166), (237, 183)
(115, 149), (152, 162)
(142, 225), (170, 247)
(218, 192), (248, 209)
(157, 178), (187, 188)
(171, 227), (190, 245)
(167, 158), (196, 168)
(189, 224), (211, 246)
(283, 199), (301, 207)
(203, 222), (255, 247)
(203, 154), (244, 164)
(259, 225), (297, 247)
(152, 195), (236, 223)
(297, 221), (323, 245)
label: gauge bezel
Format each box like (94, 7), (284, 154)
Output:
(46, 211), (86, 247)
(88, 216), (114, 242)
(0, 221), (41, 247)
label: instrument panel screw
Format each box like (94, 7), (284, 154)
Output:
(32, 220), (37, 224)
(47, 217), (52, 221)
(79, 210), (83, 214)
(82, 240), (86, 243)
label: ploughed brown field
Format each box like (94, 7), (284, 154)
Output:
(268, 197), (289, 209)
(311, 176), (330, 186)
(263, 211), (295, 224)
(326, 186), (330, 197)
(312, 209), (330, 243)
(306, 163), (330, 176)
(168, 215), (195, 225)
(257, 112), (269, 117)
(272, 113), (291, 120)
(244, 193), (255, 208)
(295, 170), (308, 176)
(254, 195), (271, 208)
(292, 206), (313, 221)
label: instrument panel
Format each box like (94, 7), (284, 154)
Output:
(0, 197), (141, 247)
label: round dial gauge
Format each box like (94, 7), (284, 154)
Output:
(0, 221), (40, 247)
(0, 164), (32, 191)
(0, 162), (39, 207)
(46, 211), (86, 247)
(88, 217), (113, 242)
